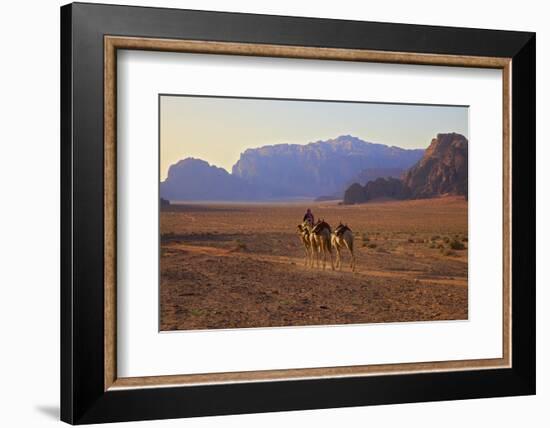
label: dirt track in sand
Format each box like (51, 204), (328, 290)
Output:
(160, 197), (468, 331)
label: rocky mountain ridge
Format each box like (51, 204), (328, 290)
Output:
(161, 135), (424, 201)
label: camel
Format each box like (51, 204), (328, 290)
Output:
(310, 219), (334, 270)
(331, 223), (356, 272)
(297, 222), (315, 267)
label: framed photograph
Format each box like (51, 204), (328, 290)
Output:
(60, 2), (535, 424)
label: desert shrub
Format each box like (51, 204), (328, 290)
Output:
(407, 238), (414, 243)
(443, 236), (450, 243)
(367, 243), (377, 249)
(362, 233), (370, 242)
(431, 235), (440, 241)
(449, 239), (465, 250)
(437, 243), (444, 249)
(428, 242), (436, 249)
(235, 239), (247, 250)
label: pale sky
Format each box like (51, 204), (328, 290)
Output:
(160, 95), (468, 180)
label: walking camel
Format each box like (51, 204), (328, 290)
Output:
(331, 223), (356, 272)
(297, 222), (315, 267)
(310, 219), (334, 270)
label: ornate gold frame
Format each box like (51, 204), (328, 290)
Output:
(104, 36), (512, 391)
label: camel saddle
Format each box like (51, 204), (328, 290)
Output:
(335, 224), (351, 237)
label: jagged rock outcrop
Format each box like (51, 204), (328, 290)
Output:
(402, 133), (468, 198)
(343, 177), (410, 204)
(343, 133), (468, 204)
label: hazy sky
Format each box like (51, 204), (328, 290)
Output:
(160, 95), (468, 180)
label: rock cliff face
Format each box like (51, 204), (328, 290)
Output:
(343, 133), (468, 204)
(402, 133), (468, 198)
(231, 135), (423, 198)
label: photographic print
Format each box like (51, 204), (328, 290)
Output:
(159, 95), (469, 331)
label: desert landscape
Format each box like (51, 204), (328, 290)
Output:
(160, 196), (468, 331)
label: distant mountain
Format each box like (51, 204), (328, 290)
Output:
(232, 135), (424, 198)
(161, 135), (424, 201)
(160, 158), (259, 201)
(343, 133), (468, 204)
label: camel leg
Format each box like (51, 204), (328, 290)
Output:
(328, 245), (334, 270)
(316, 244), (320, 269)
(345, 241), (355, 272)
(335, 245), (341, 270)
(312, 241), (320, 268)
(318, 248), (322, 268)
(304, 243), (310, 267)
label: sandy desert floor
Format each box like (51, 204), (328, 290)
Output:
(160, 197), (468, 331)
